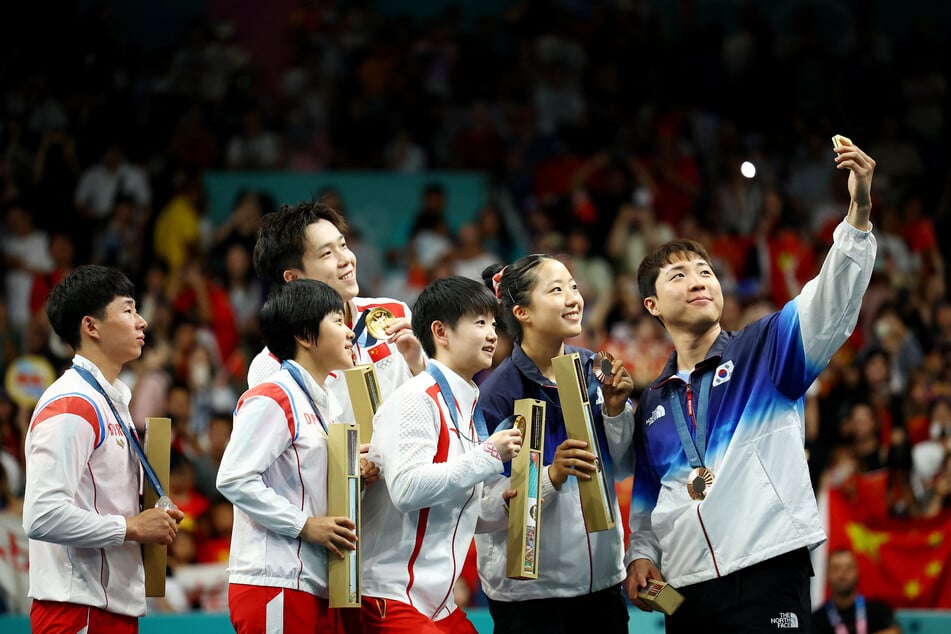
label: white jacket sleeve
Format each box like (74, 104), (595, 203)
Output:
(216, 395), (308, 538)
(476, 473), (511, 533)
(604, 404), (636, 479)
(23, 414), (127, 547)
(798, 219), (876, 365)
(374, 390), (502, 513)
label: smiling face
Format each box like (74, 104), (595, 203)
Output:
(645, 253), (723, 335)
(516, 259), (584, 341)
(440, 311), (498, 379)
(291, 219), (359, 302)
(308, 310), (355, 378)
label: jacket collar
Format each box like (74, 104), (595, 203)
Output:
(652, 329), (732, 389)
(512, 340), (594, 387)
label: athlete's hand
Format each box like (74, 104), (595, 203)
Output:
(385, 317), (427, 375)
(625, 558), (664, 611)
(301, 516), (357, 559)
(489, 428), (523, 462)
(361, 457), (381, 487)
(126, 507), (181, 545)
(601, 359), (634, 417)
(548, 438), (598, 488)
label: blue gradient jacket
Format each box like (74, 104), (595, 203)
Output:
(606, 219), (876, 587)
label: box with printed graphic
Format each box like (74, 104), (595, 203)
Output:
(637, 578), (684, 615)
(327, 423), (361, 608)
(552, 353), (616, 533)
(344, 364), (382, 444)
(507, 398), (546, 580)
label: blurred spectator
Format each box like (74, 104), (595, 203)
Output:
(842, 402), (887, 473)
(750, 185), (817, 309)
(168, 252), (238, 364)
(0, 390), (24, 502)
(183, 340), (238, 442)
(606, 200), (675, 277)
(153, 172), (208, 277)
(871, 303), (925, 394)
(533, 59), (585, 136)
(450, 222), (501, 283)
(212, 189), (270, 268)
(913, 442), (951, 518)
(192, 411), (232, 505)
(168, 449), (210, 535)
(73, 141), (151, 255)
(92, 193), (147, 277)
(2, 200), (52, 344)
(408, 182), (453, 273)
(195, 500), (233, 564)
(813, 548), (902, 634)
(632, 123), (701, 228)
(384, 127), (428, 172)
(899, 189), (943, 280)
(220, 242), (263, 353)
(475, 202), (519, 264)
(563, 225), (612, 331)
(224, 106), (283, 169)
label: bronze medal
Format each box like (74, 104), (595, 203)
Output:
(592, 351), (615, 384)
(365, 307), (394, 341)
(687, 467), (715, 501)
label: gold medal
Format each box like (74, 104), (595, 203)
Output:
(687, 467), (715, 501)
(592, 351), (615, 384)
(365, 307), (394, 341)
(513, 414), (527, 439)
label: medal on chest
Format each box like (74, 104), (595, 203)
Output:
(687, 466), (715, 501)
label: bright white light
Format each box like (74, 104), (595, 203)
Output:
(740, 161), (756, 179)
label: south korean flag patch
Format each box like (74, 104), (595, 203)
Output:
(712, 360), (734, 387)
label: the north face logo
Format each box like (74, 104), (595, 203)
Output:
(770, 612), (799, 629)
(645, 405), (665, 426)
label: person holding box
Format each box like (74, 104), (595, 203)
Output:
(23, 265), (185, 633)
(475, 255), (635, 634)
(217, 279), (374, 633)
(608, 136), (877, 632)
(360, 276), (522, 633)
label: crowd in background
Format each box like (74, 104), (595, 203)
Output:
(1, 0), (950, 613)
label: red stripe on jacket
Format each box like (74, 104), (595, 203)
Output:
(237, 382), (297, 439)
(31, 395), (103, 446)
(404, 383), (453, 604)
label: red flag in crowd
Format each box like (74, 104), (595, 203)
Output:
(825, 471), (951, 608)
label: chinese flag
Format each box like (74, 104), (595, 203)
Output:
(825, 471), (951, 608)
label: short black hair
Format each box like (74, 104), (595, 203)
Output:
(260, 279), (344, 362)
(252, 200), (349, 287)
(46, 265), (136, 349)
(637, 239), (713, 300)
(412, 276), (498, 358)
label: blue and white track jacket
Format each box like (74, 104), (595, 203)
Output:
(606, 219), (876, 587)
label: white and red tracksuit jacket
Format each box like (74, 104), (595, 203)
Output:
(361, 359), (504, 622)
(217, 360), (341, 597)
(23, 355), (146, 617)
